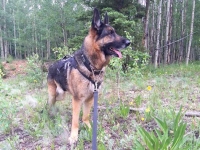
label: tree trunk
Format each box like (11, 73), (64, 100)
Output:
(47, 39), (50, 59)
(63, 27), (67, 47)
(143, 0), (150, 50)
(150, 2), (155, 63)
(164, 0), (171, 64)
(154, 0), (162, 68)
(168, 0), (173, 63)
(2, 0), (8, 60)
(186, 0), (195, 65)
(0, 27), (3, 59)
(13, 10), (17, 58)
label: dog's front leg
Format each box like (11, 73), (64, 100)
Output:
(69, 98), (82, 144)
(82, 98), (93, 129)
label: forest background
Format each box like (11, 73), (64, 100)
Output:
(0, 0), (199, 68)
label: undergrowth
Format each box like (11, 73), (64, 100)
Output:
(0, 61), (200, 149)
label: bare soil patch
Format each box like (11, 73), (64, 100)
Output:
(2, 60), (27, 78)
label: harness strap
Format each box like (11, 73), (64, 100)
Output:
(68, 56), (102, 89)
(81, 53), (102, 75)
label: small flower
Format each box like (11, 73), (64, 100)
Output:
(141, 117), (145, 121)
(147, 85), (152, 91)
(34, 80), (37, 83)
(129, 101), (133, 106)
(145, 107), (150, 113)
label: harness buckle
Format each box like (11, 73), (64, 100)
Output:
(81, 54), (85, 62)
(94, 82), (98, 92)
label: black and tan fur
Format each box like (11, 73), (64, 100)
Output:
(47, 8), (130, 144)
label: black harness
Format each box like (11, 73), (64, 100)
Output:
(59, 53), (102, 90)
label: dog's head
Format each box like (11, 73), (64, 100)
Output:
(91, 8), (130, 58)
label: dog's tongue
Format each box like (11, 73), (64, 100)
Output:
(113, 49), (122, 58)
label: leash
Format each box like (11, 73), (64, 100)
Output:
(92, 82), (99, 150)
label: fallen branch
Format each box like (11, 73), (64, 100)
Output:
(98, 106), (200, 117)
(129, 107), (200, 117)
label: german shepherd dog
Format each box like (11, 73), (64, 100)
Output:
(47, 8), (130, 144)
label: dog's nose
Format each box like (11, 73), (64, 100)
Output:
(125, 39), (131, 47)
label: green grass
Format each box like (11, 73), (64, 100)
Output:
(0, 62), (200, 149)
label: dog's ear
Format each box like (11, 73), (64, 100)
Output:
(92, 8), (102, 30)
(104, 12), (109, 24)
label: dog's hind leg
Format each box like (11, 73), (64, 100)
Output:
(55, 84), (66, 101)
(47, 79), (57, 107)
(82, 98), (93, 129)
(69, 97), (82, 144)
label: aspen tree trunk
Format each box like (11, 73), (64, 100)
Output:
(3, 0), (8, 60)
(154, 0), (162, 68)
(46, 26), (51, 59)
(34, 15), (38, 54)
(168, 0), (173, 63)
(143, 0), (150, 50)
(186, 0), (195, 65)
(178, 0), (187, 62)
(164, 0), (170, 64)
(47, 39), (50, 59)
(150, 2), (155, 63)
(0, 27), (3, 59)
(13, 10), (17, 58)
(63, 28), (67, 47)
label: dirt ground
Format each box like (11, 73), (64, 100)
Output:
(2, 60), (27, 78)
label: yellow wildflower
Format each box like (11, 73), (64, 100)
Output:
(145, 107), (150, 113)
(129, 101), (133, 106)
(141, 117), (145, 121)
(147, 85), (152, 91)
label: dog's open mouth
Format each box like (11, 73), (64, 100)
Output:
(110, 47), (122, 58)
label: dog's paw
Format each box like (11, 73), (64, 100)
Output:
(68, 135), (78, 145)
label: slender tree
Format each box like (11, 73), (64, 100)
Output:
(143, 0), (150, 50)
(164, 0), (171, 64)
(186, 0), (195, 65)
(154, 0), (162, 68)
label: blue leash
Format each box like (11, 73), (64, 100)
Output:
(92, 83), (99, 150)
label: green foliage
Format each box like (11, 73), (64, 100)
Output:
(52, 46), (74, 59)
(0, 65), (5, 79)
(136, 107), (187, 150)
(6, 55), (14, 63)
(118, 102), (130, 119)
(26, 54), (43, 87)
(109, 31), (149, 76)
(0, 100), (17, 133)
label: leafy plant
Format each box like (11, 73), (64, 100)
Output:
(26, 54), (43, 87)
(52, 46), (75, 59)
(118, 102), (130, 119)
(0, 94), (18, 133)
(137, 107), (187, 150)
(109, 31), (149, 76)
(6, 55), (14, 63)
(0, 63), (5, 78)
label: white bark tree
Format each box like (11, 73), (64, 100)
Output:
(154, 0), (162, 68)
(186, 0), (195, 65)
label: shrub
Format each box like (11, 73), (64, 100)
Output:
(26, 54), (43, 87)
(0, 63), (5, 79)
(109, 31), (149, 76)
(52, 46), (75, 59)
